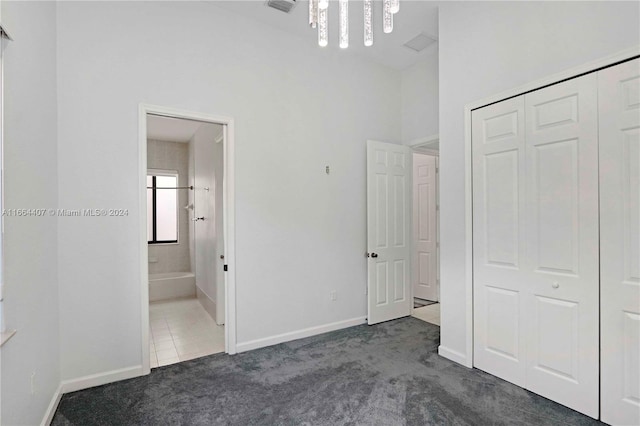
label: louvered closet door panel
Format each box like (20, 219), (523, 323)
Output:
(523, 73), (599, 418)
(472, 96), (527, 386)
(599, 58), (640, 426)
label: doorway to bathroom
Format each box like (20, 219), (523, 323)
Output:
(139, 105), (236, 373)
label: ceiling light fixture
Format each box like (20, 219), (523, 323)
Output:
(318, 5), (328, 47)
(309, 0), (399, 48)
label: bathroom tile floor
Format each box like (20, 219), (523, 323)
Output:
(149, 298), (225, 368)
(412, 302), (440, 326)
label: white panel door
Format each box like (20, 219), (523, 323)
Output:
(367, 140), (412, 325)
(472, 96), (527, 386)
(599, 58), (640, 426)
(413, 153), (438, 301)
(194, 130), (216, 308)
(524, 73), (599, 418)
(214, 127), (226, 325)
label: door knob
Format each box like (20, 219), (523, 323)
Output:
(552, 281), (560, 289)
(191, 217), (205, 221)
(371, 253), (378, 258)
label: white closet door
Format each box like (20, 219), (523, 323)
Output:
(367, 140), (412, 325)
(472, 96), (527, 386)
(599, 58), (640, 426)
(524, 73), (599, 418)
(412, 153), (438, 302)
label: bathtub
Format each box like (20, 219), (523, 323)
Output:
(149, 272), (196, 302)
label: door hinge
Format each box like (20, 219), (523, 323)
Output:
(224, 265), (228, 272)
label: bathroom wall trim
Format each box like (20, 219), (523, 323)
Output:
(196, 286), (218, 325)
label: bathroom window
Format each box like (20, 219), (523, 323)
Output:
(147, 171), (179, 244)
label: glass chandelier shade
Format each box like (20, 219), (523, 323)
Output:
(363, 0), (373, 47)
(339, 0), (349, 48)
(383, 0), (393, 34)
(309, 0), (318, 28)
(318, 6), (328, 47)
(309, 0), (398, 47)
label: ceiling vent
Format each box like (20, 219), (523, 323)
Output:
(403, 33), (437, 53)
(265, 0), (297, 14)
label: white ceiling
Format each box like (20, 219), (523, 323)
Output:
(211, 0), (440, 70)
(147, 115), (223, 142)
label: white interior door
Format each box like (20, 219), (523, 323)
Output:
(194, 130), (216, 312)
(214, 127), (225, 325)
(599, 58), (640, 426)
(472, 96), (527, 387)
(367, 140), (412, 325)
(412, 153), (438, 302)
(523, 73), (599, 418)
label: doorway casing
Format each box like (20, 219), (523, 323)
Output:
(138, 104), (236, 375)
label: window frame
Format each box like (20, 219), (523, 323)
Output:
(147, 169), (179, 245)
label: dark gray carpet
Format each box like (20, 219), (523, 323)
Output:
(52, 317), (602, 426)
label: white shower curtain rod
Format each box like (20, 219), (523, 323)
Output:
(146, 186), (194, 190)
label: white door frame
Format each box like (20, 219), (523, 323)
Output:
(450, 46), (640, 369)
(138, 103), (237, 375)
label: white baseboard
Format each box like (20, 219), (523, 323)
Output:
(41, 383), (63, 426)
(60, 365), (144, 394)
(236, 316), (367, 353)
(39, 366), (144, 425)
(438, 345), (471, 367)
(196, 287), (217, 323)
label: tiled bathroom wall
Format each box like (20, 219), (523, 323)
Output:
(148, 139), (191, 274)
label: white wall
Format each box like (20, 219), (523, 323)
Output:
(438, 1), (640, 365)
(0, 1), (60, 424)
(401, 48), (438, 143)
(57, 1), (400, 381)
